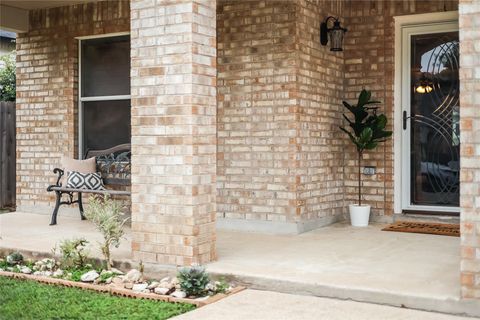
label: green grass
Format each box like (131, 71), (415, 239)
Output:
(0, 276), (195, 320)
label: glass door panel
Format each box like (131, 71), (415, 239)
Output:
(409, 31), (459, 207)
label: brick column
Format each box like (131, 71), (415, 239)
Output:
(459, 0), (480, 300)
(130, 0), (217, 265)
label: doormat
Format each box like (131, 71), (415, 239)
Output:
(382, 221), (460, 237)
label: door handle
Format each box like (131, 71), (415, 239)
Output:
(403, 111), (413, 130)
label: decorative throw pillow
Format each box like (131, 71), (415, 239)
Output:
(61, 156), (96, 173)
(66, 171), (105, 190)
(60, 156), (96, 185)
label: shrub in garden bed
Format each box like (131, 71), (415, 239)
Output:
(1, 251), (236, 303)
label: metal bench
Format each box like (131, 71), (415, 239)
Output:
(47, 144), (131, 225)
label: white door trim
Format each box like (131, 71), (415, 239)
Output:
(393, 11), (459, 215)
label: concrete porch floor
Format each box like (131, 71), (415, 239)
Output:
(0, 212), (478, 316)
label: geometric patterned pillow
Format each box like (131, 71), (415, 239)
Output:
(65, 171), (105, 190)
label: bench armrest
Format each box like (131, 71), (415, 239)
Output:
(47, 168), (64, 191)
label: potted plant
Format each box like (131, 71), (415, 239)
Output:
(340, 90), (392, 226)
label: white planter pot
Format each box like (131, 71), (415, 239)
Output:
(349, 204), (371, 227)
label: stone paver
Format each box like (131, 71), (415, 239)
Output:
(173, 290), (476, 320)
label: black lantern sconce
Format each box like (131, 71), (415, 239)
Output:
(320, 16), (347, 51)
(415, 73), (434, 94)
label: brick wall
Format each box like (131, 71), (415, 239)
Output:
(217, 0), (346, 232)
(217, 1), (299, 231)
(16, 1), (130, 214)
(296, 0), (345, 226)
(343, 0), (458, 218)
(459, 0), (480, 299)
(130, 0), (217, 265)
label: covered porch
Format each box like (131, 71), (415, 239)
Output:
(1, 0), (479, 310)
(2, 211), (477, 316)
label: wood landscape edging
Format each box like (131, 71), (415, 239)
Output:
(0, 271), (245, 307)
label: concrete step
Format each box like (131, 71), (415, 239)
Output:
(209, 272), (480, 318)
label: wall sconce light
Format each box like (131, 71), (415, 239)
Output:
(320, 16), (347, 51)
(415, 73), (434, 94)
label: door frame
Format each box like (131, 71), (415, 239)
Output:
(393, 11), (459, 215)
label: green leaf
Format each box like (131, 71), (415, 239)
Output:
(375, 114), (387, 129)
(340, 127), (358, 146)
(359, 127), (373, 145)
(340, 89), (392, 153)
(357, 89), (371, 108)
(365, 141), (378, 150)
(342, 101), (355, 113)
(342, 114), (353, 126)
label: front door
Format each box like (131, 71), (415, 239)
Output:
(401, 22), (460, 214)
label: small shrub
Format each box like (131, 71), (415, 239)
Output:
(98, 271), (113, 283)
(66, 266), (94, 282)
(177, 265), (210, 297)
(84, 195), (128, 270)
(58, 238), (89, 269)
(214, 279), (229, 294)
(6, 252), (23, 265)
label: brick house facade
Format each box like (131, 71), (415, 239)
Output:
(2, 0), (479, 299)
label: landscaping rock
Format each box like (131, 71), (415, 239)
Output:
(160, 276), (170, 283)
(132, 283), (148, 292)
(206, 283), (216, 292)
(20, 266), (32, 274)
(44, 271), (53, 277)
(147, 281), (159, 290)
(111, 277), (124, 285)
(34, 258), (57, 272)
(53, 269), (64, 277)
(125, 269), (142, 283)
(124, 283), (133, 290)
(105, 277), (113, 284)
(154, 287), (171, 295)
(44, 259), (56, 270)
(80, 270), (99, 282)
(171, 290), (187, 299)
(110, 268), (124, 275)
(0, 268), (4, 272)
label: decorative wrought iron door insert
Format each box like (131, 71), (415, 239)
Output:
(406, 31), (459, 207)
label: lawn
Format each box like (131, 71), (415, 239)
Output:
(0, 276), (195, 320)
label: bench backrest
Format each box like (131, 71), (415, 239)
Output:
(85, 144), (131, 186)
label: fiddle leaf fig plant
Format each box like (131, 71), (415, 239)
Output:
(340, 89), (392, 206)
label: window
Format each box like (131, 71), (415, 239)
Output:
(79, 34), (130, 157)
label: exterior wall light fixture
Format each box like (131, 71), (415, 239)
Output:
(415, 73), (434, 94)
(320, 16), (347, 52)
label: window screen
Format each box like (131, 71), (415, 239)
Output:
(80, 35), (131, 156)
(81, 36), (130, 97)
(83, 100), (131, 153)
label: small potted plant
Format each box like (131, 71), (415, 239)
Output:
(340, 90), (392, 226)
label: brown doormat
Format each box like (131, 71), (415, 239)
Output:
(382, 221), (460, 237)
